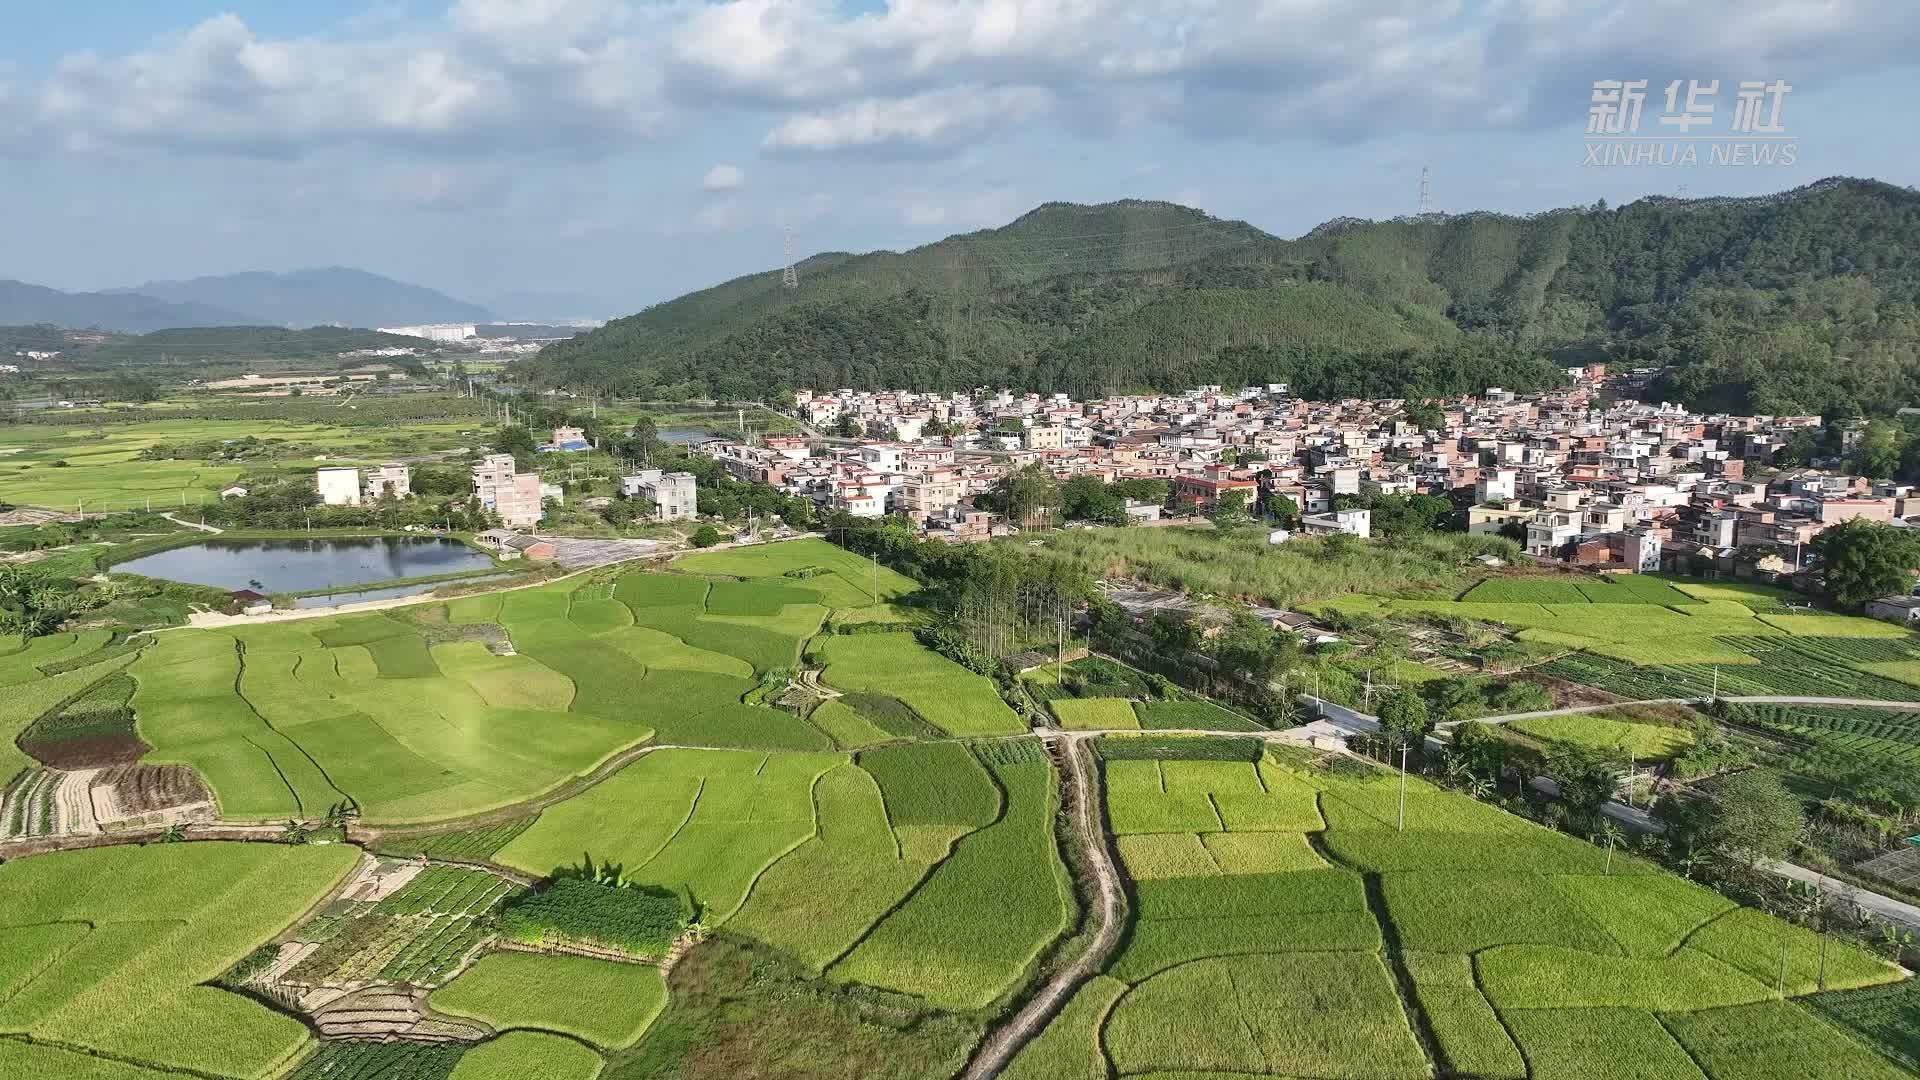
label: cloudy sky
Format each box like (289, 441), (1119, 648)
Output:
(5, 1), (1917, 319)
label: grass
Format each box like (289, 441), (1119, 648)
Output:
(817, 634), (1022, 736)
(1103, 953), (1429, 1078)
(1509, 712), (1697, 762)
(126, 567), (876, 822)
(1686, 908), (1903, 996)
(1048, 696), (1138, 731)
(829, 760), (1071, 1009)
(858, 742), (1000, 829)
(0, 416), (476, 512)
(1478, 944), (1780, 1011)
(495, 748), (841, 922)
(802, 700), (893, 749)
(0, 842), (357, 1078)
(429, 953), (668, 1050)
(1105, 758), (1323, 835)
(1405, 952), (1526, 1080)
(1502, 1007), (1706, 1080)
(447, 1032), (602, 1080)
(1132, 698), (1265, 731)
(1804, 974), (1920, 1074)
(1664, 999), (1917, 1080)
(608, 935), (978, 1080)
(672, 538), (919, 608)
(1015, 524), (1501, 608)
(1381, 872), (1622, 954)
(727, 764), (936, 972)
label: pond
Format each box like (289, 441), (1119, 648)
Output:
(115, 537), (496, 594)
(293, 571), (518, 608)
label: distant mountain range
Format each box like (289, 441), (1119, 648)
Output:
(0, 268), (495, 333)
(519, 177), (1920, 417)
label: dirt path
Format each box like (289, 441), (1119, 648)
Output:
(961, 733), (1126, 1080)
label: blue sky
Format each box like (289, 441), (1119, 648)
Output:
(3, 1), (1916, 320)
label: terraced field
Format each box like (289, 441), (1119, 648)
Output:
(111, 540), (1013, 824)
(1330, 582), (1920, 699)
(0, 842), (358, 1078)
(1002, 747), (1910, 1080)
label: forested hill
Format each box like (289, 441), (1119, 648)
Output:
(518, 178), (1920, 413)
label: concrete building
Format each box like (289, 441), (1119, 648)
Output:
(1301, 508), (1371, 539)
(364, 463), (411, 500)
(1866, 595), (1920, 626)
(1024, 425), (1065, 451)
(622, 470), (699, 521)
(316, 467), (362, 507)
(546, 426), (591, 452)
(472, 453), (544, 528)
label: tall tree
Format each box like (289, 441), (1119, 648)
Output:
(1813, 518), (1920, 609)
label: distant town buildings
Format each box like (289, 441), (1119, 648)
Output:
(622, 470), (698, 521)
(472, 453), (544, 528)
(315, 467), (362, 507)
(377, 323), (477, 342)
(671, 374), (1915, 582)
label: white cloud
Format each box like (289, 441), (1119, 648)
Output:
(765, 85), (1050, 152)
(11, 1), (1917, 160)
(703, 163), (746, 191)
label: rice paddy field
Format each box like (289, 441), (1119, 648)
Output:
(1327, 576), (1920, 699)
(107, 539), (1010, 823)
(0, 417), (479, 513)
(6, 536), (1919, 1080)
(1000, 746), (1913, 1080)
(493, 738), (1071, 1011)
(0, 842), (358, 1078)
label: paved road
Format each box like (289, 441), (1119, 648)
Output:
(962, 735), (1125, 1080)
(1763, 860), (1920, 931)
(160, 512), (223, 534)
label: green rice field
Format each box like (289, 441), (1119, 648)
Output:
(1002, 745), (1910, 1080)
(108, 540), (1023, 823)
(0, 842), (357, 1077)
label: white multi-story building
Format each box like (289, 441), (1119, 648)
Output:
(622, 470), (699, 521)
(377, 323), (476, 342)
(316, 467), (362, 506)
(364, 463), (411, 500)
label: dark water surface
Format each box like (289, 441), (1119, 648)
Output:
(116, 537), (494, 593)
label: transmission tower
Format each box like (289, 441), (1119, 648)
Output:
(1417, 165), (1432, 216)
(781, 226), (798, 290)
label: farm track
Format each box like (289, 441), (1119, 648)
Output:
(960, 733), (1126, 1080)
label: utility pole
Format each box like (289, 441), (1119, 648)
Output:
(870, 553), (878, 603)
(1057, 611), (1066, 686)
(1397, 744), (1410, 832)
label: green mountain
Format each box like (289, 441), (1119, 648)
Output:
(519, 179), (1920, 414)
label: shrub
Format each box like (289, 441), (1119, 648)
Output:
(497, 877), (687, 958)
(690, 525), (722, 547)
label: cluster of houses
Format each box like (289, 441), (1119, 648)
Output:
(687, 377), (1920, 614)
